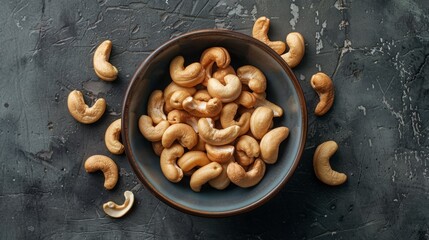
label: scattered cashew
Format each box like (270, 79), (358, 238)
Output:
(208, 162), (231, 190)
(93, 40), (118, 81)
(105, 119), (124, 155)
(313, 141), (347, 186)
(138, 115), (170, 142)
(235, 135), (259, 167)
(152, 141), (164, 156)
(167, 110), (199, 133)
(227, 159), (266, 188)
(177, 151), (211, 172)
(85, 155), (118, 190)
(235, 91), (256, 108)
(147, 90), (167, 124)
(103, 191), (134, 218)
(190, 162), (223, 192)
(207, 74), (242, 103)
(198, 118), (240, 146)
(205, 144), (234, 163)
(253, 92), (283, 117)
(162, 123), (198, 149)
(169, 56), (205, 87)
(252, 17), (286, 54)
(250, 107), (274, 140)
(220, 103), (251, 136)
(260, 127), (289, 164)
(281, 32), (305, 68)
(200, 47), (231, 85)
(213, 65), (236, 83)
(311, 72), (334, 116)
(160, 144), (185, 182)
(182, 96), (223, 118)
(237, 65), (267, 93)
(67, 90), (106, 124)
(169, 90), (192, 110)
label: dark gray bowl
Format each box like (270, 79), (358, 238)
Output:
(122, 29), (307, 217)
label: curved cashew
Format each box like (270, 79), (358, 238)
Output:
(281, 32), (305, 68)
(227, 159), (266, 188)
(167, 110), (199, 133)
(311, 72), (334, 116)
(197, 118), (240, 146)
(250, 107), (274, 140)
(235, 135), (259, 167)
(93, 40), (118, 81)
(105, 119), (124, 155)
(313, 141), (347, 186)
(200, 47), (231, 86)
(220, 103), (251, 136)
(103, 191), (134, 218)
(213, 65), (236, 83)
(182, 96), (223, 118)
(237, 65), (267, 93)
(177, 151), (211, 172)
(67, 90), (106, 124)
(207, 74), (242, 103)
(190, 162), (223, 192)
(163, 82), (196, 113)
(138, 115), (170, 142)
(209, 162), (230, 190)
(252, 17), (286, 54)
(169, 56), (205, 87)
(193, 89), (212, 101)
(260, 127), (289, 164)
(205, 144), (234, 163)
(162, 123), (198, 149)
(235, 91), (256, 108)
(160, 144), (184, 182)
(84, 155), (118, 190)
(148, 90), (167, 124)
(191, 135), (206, 152)
(253, 92), (283, 117)
(169, 90), (192, 110)
(152, 141), (164, 156)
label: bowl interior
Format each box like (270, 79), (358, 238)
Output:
(122, 30), (307, 216)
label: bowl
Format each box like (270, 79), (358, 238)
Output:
(122, 29), (307, 217)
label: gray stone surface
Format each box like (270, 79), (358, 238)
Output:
(0, 0), (428, 239)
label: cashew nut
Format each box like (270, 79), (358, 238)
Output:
(169, 90), (192, 110)
(162, 123), (198, 149)
(191, 135), (206, 152)
(163, 82), (197, 113)
(105, 119), (124, 155)
(138, 115), (170, 142)
(235, 135), (259, 167)
(67, 90), (106, 124)
(208, 162), (231, 190)
(190, 162), (223, 192)
(313, 141), (347, 186)
(160, 144), (184, 182)
(103, 191), (134, 218)
(252, 17), (286, 54)
(147, 90), (167, 124)
(207, 74), (242, 103)
(260, 127), (289, 164)
(253, 92), (283, 117)
(84, 155), (118, 190)
(237, 65), (267, 93)
(200, 47), (231, 85)
(182, 96), (223, 118)
(281, 32), (305, 68)
(197, 118), (240, 146)
(167, 110), (199, 133)
(177, 151), (211, 172)
(93, 40), (118, 81)
(227, 159), (266, 188)
(220, 103), (251, 136)
(152, 141), (164, 156)
(311, 72), (334, 116)
(235, 91), (256, 108)
(205, 144), (234, 163)
(169, 56), (205, 87)
(250, 107), (274, 140)
(193, 89), (212, 101)
(213, 65), (236, 83)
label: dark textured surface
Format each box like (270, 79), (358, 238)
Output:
(0, 0), (428, 239)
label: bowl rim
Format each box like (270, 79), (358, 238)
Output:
(122, 29), (307, 217)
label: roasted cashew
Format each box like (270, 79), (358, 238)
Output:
(152, 141), (164, 156)
(252, 17), (286, 54)
(191, 135), (206, 152)
(220, 103), (251, 136)
(200, 47), (231, 86)
(311, 72), (334, 116)
(205, 144), (234, 163)
(167, 110), (199, 133)
(162, 123), (198, 149)
(93, 40), (118, 81)
(237, 65), (267, 93)
(105, 119), (124, 155)
(235, 135), (259, 167)
(163, 82), (197, 113)
(209, 162), (231, 190)
(190, 162), (223, 192)
(260, 127), (289, 164)
(160, 144), (184, 182)
(138, 115), (170, 142)
(147, 90), (167, 124)
(281, 32), (305, 68)
(169, 90), (192, 110)
(103, 191), (134, 218)
(250, 106), (274, 140)
(177, 151), (211, 172)
(67, 90), (106, 124)
(213, 65), (236, 83)
(227, 159), (266, 188)
(198, 118), (240, 146)
(85, 155), (118, 190)
(182, 96), (223, 118)
(235, 91), (256, 108)
(169, 56), (205, 87)
(313, 141), (347, 186)
(193, 89), (212, 101)
(253, 92), (283, 117)
(207, 74), (242, 103)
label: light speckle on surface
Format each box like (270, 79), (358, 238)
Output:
(290, 3), (299, 30)
(357, 105), (367, 116)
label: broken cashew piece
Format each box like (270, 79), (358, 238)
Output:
(93, 40), (118, 81)
(207, 74), (242, 103)
(148, 90), (167, 124)
(103, 191), (134, 218)
(105, 119), (124, 155)
(160, 144), (185, 182)
(169, 56), (205, 87)
(220, 103), (251, 136)
(237, 65), (267, 93)
(253, 92), (283, 117)
(313, 141), (347, 186)
(190, 162), (223, 192)
(311, 72), (334, 116)
(227, 159), (266, 188)
(281, 32), (305, 68)
(177, 151), (211, 172)
(167, 110), (199, 133)
(169, 90), (192, 110)
(205, 144), (234, 163)
(67, 90), (106, 124)
(85, 155), (118, 190)
(182, 96), (223, 118)
(235, 135), (260, 167)
(252, 17), (286, 54)
(235, 91), (256, 108)
(162, 123), (198, 149)
(138, 115), (170, 142)
(198, 118), (241, 146)
(250, 106), (274, 140)
(260, 127), (289, 164)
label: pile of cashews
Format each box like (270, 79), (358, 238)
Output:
(139, 47), (290, 192)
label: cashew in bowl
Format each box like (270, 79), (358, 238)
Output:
(169, 56), (205, 87)
(162, 123), (198, 149)
(253, 92), (283, 117)
(220, 103), (251, 136)
(198, 118), (240, 146)
(213, 65), (236, 83)
(235, 135), (260, 167)
(84, 155), (118, 190)
(167, 110), (199, 133)
(190, 162), (223, 192)
(177, 151), (211, 172)
(163, 82), (197, 113)
(103, 191), (134, 218)
(138, 115), (170, 142)
(200, 47), (231, 85)
(205, 144), (234, 163)
(209, 162), (231, 190)
(313, 141), (347, 186)
(260, 127), (289, 164)
(227, 159), (266, 188)
(191, 135), (206, 152)
(252, 16), (286, 54)
(250, 106), (274, 140)
(237, 65), (267, 93)
(207, 74), (242, 103)
(182, 96), (223, 118)
(160, 143), (185, 182)
(169, 90), (192, 110)
(235, 91), (256, 108)
(105, 119), (124, 155)
(193, 89), (212, 101)
(147, 90), (167, 124)
(281, 32), (305, 68)
(311, 72), (334, 116)
(93, 40), (118, 81)
(152, 141), (164, 156)
(67, 90), (106, 124)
